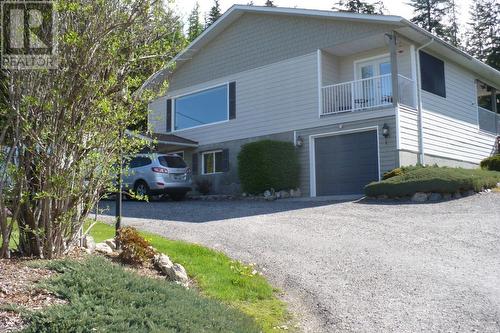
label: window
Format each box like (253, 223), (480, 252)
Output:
(420, 51), (446, 98)
(169, 151), (184, 158)
(158, 155), (187, 168)
(174, 85), (228, 130)
(202, 151), (224, 175)
(129, 157), (151, 168)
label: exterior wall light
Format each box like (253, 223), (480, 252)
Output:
(296, 136), (304, 148)
(382, 124), (390, 138)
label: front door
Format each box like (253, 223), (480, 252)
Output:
(355, 57), (392, 107)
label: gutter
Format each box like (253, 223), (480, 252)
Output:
(415, 38), (434, 165)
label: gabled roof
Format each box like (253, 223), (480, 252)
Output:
(139, 5), (500, 92)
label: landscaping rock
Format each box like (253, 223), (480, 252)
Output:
(442, 193), (452, 200)
(170, 264), (189, 286)
(411, 192), (428, 202)
(105, 238), (117, 251)
(154, 253), (174, 274)
(83, 235), (96, 253)
(453, 191), (462, 199)
(153, 254), (189, 286)
(279, 190), (290, 199)
(428, 193), (443, 201)
(290, 188), (302, 198)
(95, 243), (113, 254)
(377, 194), (389, 200)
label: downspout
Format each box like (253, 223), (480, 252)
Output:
(415, 38), (434, 165)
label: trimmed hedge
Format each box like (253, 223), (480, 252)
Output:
(480, 155), (500, 171)
(365, 165), (500, 197)
(238, 140), (300, 194)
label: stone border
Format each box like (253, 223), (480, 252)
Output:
(367, 188), (495, 203)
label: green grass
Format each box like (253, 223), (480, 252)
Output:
(85, 220), (290, 332)
(22, 256), (261, 333)
(366, 165), (500, 197)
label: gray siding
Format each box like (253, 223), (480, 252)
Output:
(322, 51), (339, 86)
(170, 13), (396, 91)
(296, 116), (397, 196)
(150, 52), (396, 145)
(190, 131), (294, 194)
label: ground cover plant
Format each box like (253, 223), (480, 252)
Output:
(87, 221), (291, 332)
(21, 257), (261, 333)
(366, 165), (500, 197)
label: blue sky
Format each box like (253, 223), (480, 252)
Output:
(172, 0), (473, 28)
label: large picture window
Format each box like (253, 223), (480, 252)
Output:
(174, 85), (228, 130)
(420, 51), (446, 98)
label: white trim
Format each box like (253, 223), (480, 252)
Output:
(171, 83), (230, 133)
(395, 105), (401, 150)
(317, 49), (323, 118)
(309, 126), (381, 197)
(409, 44), (418, 105)
(201, 150), (224, 175)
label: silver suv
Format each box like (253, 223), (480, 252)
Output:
(123, 153), (192, 201)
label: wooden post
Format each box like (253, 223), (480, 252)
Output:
(388, 32), (399, 107)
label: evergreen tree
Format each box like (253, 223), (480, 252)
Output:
(466, 0), (500, 69)
(206, 0), (222, 28)
(333, 0), (385, 14)
(442, 0), (461, 47)
(187, 2), (203, 42)
(408, 0), (449, 36)
(265, 0), (276, 6)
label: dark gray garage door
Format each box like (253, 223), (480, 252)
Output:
(315, 130), (379, 196)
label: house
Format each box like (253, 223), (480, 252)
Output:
(141, 5), (500, 197)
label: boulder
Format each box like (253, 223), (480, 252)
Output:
(154, 254), (174, 274)
(442, 193), (452, 200)
(411, 192), (428, 202)
(279, 190), (290, 199)
(453, 191), (462, 199)
(290, 188), (302, 198)
(83, 235), (96, 253)
(105, 238), (117, 251)
(95, 242), (113, 254)
(377, 194), (389, 200)
(428, 193), (443, 201)
(170, 264), (189, 285)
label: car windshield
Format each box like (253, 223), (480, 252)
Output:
(158, 155), (187, 168)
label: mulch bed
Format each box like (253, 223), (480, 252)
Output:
(0, 258), (66, 332)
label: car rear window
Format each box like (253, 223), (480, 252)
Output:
(158, 155), (187, 168)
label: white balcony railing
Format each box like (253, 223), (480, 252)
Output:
(321, 74), (416, 115)
(478, 106), (499, 134)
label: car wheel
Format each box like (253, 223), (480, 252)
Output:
(170, 193), (187, 201)
(133, 181), (150, 200)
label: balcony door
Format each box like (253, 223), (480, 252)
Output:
(355, 57), (392, 108)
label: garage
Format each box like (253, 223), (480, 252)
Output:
(313, 129), (380, 196)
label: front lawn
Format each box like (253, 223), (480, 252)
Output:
(22, 257), (260, 333)
(87, 221), (290, 332)
(365, 165), (500, 197)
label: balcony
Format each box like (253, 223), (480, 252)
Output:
(321, 74), (416, 116)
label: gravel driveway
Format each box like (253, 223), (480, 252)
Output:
(98, 193), (500, 333)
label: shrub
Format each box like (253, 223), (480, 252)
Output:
(382, 165), (425, 180)
(480, 155), (500, 171)
(195, 178), (212, 195)
(117, 227), (156, 266)
(238, 140), (300, 194)
(365, 166), (500, 197)
(24, 257), (261, 332)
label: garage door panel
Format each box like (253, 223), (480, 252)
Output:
(315, 130), (379, 196)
